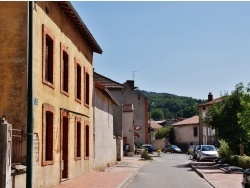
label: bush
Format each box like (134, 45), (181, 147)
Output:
(218, 140), (233, 162)
(238, 155), (250, 169)
(141, 149), (153, 160)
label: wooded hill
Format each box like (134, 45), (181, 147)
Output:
(141, 90), (205, 120)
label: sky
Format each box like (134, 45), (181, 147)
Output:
(72, 1), (250, 100)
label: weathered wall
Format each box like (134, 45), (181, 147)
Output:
(94, 88), (116, 171)
(0, 1), (28, 164)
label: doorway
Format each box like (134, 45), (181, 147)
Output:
(61, 116), (69, 180)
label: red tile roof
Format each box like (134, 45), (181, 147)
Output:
(94, 72), (125, 89)
(150, 122), (162, 129)
(172, 115), (199, 126)
(199, 96), (226, 107)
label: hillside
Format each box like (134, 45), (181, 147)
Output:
(141, 90), (205, 120)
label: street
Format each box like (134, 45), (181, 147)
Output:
(124, 153), (213, 188)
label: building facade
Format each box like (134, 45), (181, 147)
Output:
(0, 2), (102, 187)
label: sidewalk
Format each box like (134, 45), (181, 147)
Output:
(190, 161), (243, 188)
(55, 155), (244, 188)
(54, 155), (150, 188)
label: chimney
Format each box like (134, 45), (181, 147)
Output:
(208, 92), (213, 102)
(126, 80), (134, 89)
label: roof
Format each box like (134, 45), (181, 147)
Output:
(199, 96), (226, 107)
(150, 122), (162, 129)
(57, 2), (102, 54)
(94, 82), (119, 106)
(172, 115), (199, 126)
(94, 72), (125, 89)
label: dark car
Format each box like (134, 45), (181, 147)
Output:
(164, 145), (182, 153)
(242, 169), (250, 188)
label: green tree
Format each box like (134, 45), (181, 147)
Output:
(151, 108), (164, 120)
(155, 126), (174, 144)
(204, 83), (250, 155)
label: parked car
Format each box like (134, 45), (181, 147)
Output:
(142, 144), (153, 154)
(196, 145), (219, 161)
(242, 169), (250, 188)
(187, 145), (198, 155)
(164, 145), (182, 153)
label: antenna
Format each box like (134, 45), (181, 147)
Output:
(132, 71), (139, 80)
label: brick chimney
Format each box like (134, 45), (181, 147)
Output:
(208, 92), (213, 102)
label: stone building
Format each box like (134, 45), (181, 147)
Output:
(0, 2), (102, 187)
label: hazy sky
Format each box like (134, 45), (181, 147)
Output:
(72, 1), (250, 100)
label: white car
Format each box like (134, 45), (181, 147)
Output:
(197, 145), (219, 161)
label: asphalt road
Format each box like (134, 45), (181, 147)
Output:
(124, 153), (213, 188)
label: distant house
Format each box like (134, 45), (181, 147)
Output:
(198, 92), (224, 145)
(0, 2), (102, 187)
(93, 74), (149, 157)
(172, 115), (199, 151)
(123, 80), (149, 150)
(93, 81), (119, 171)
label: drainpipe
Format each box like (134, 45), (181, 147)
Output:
(27, 1), (34, 188)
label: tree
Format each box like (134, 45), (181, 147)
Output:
(204, 83), (250, 155)
(155, 126), (174, 144)
(151, 108), (164, 120)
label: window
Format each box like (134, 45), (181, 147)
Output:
(42, 24), (54, 88)
(75, 61), (81, 102)
(85, 124), (90, 159)
(75, 117), (81, 160)
(60, 43), (69, 95)
(42, 103), (55, 166)
(84, 68), (90, 106)
(194, 127), (198, 137)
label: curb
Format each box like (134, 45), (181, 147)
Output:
(117, 159), (150, 188)
(189, 163), (216, 188)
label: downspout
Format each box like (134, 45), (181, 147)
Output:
(27, 1), (34, 188)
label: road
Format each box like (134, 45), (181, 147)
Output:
(124, 153), (213, 188)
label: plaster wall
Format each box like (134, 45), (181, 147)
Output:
(94, 88), (116, 171)
(122, 111), (135, 153)
(174, 125), (199, 144)
(123, 88), (147, 145)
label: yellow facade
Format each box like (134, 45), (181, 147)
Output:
(0, 2), (101, 187)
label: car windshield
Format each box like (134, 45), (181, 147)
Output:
(201, 145), (216, 151)
(172, 145), (178, 148)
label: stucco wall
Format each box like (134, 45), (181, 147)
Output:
(123, 110), (135, 153)
(33, 2), (94, 187)
(94, 88), (116, 171)
(0, 2), (96, 187)
(123, 85), (147, 145)
(0, 1), (28, 164)
(174, 125), (199, 144)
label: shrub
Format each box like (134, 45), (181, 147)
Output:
(238, 155), (250, 169)
(218, 140), (233, 162)
(141, 149), (153, 160)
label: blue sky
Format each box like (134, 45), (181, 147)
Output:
(72, 1), (250, 100)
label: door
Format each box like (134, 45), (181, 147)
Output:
(61, 117), (69, 180)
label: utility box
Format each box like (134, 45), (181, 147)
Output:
(0, 118), (12, 188)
